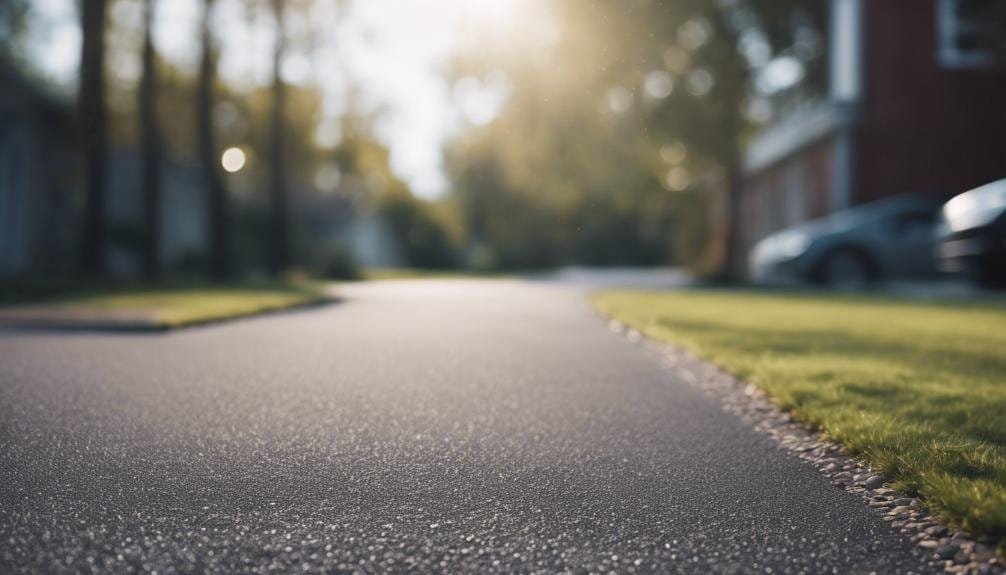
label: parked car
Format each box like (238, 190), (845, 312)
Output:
(935, 178), (1006, 288)
(749, 195), (942, 288)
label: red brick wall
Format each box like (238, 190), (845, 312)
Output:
(856, 0), (1006, 203)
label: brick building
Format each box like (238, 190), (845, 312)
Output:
(740, 0), (1006, 257)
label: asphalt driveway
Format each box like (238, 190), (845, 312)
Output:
(0, 279), (934, 573)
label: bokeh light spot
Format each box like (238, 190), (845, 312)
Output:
(221, 147), (246, 173)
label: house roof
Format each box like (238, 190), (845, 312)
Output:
(744, 101), (857, 173)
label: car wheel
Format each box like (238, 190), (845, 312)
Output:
(818, 249), (874, 290)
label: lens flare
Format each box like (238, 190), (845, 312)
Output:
(221, 147), (246, 173)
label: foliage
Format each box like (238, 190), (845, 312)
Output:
(375, 187), (459, 269)
(319, 244), (361, 280)
(594, 289), (1006, 541)
(446, 2), (674, 270)
(444, 0), (828, 273)
(310, 121), (462, 271)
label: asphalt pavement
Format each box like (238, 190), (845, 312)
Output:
(0, 279), (935, 573)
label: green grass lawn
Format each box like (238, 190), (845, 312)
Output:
(0, 280), (329, 328)
(593, 289), (1006, 543)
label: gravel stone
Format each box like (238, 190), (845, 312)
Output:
(864, 475), (886, 489)
(937, 545), (961, 560)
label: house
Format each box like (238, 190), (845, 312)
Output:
(296, 178), (404, 271)
(105, 149), (207, 277)
(0, 59), (218, 279)
(0, 59), (78, 278)
(740, 0), (1006, 260)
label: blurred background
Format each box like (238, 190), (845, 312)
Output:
(0, 0), (1004, 288)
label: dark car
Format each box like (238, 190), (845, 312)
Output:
(749, 195), (942, 288)
(936, 178), (1006, 288)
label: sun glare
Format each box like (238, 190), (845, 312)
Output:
(441, 0), (541, 41)
(453, 0), (523, 26)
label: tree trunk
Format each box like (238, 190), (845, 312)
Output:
(79, 0), (108, 276)
(714, 45), (747, 284)
(140, 0), (161, 279)
(268, 0), (289, 277)
(720, 159), (744, 282)
(198, 0), (230, 280)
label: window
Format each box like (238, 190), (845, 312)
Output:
(938, 0), (1006, 68)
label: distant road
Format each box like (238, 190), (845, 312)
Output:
(0, 278), (933, 573)
(531, 265), (694, 290)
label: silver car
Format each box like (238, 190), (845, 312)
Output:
(935, 178), (1006, 288)
(749, 195), (942, 288)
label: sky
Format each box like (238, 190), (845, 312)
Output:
(23, 0), (530, 198)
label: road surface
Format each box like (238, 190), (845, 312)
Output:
(0, 279), (933, 573)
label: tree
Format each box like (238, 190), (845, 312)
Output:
(267, 0), (290, 276)
(443, 0), (827, 276)
(654, 0), (827, 280)
(444, 0), (679, 270)
(198, 0), (230, 279)
(79, 0), (108, 275)
(139, 0), (161, 279)
(0, 0), (29, 62)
